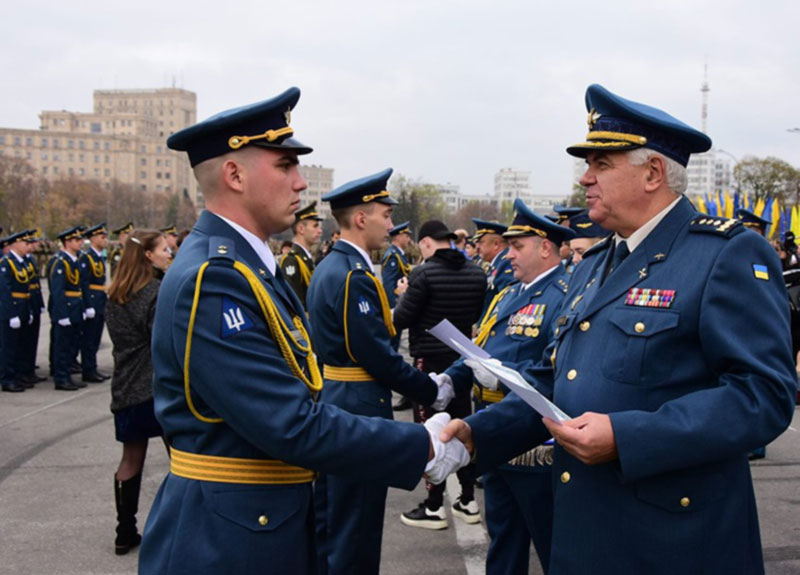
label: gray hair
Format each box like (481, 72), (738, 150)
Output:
(626, 148), (688, 194)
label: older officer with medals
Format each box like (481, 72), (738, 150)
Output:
(139, 88), (467, 575)
(440, 84), (798, 574)
(279, 201), (323, 308)
(443, 199), (573, 573)
(307, 169), (455, 575)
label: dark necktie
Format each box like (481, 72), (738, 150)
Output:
(602, 240), (629, 284)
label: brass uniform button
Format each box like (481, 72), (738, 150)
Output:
(634, 322), (645, 333)
(555, 327), (560, 336)
(579, 321), (590, 332)
(258, 515), (269, 526)
(680, 497), (690, 508)
(561, 472), (571, 484)
(380, 398), (385, 404)
(490, 331), (495, 337)
(567, 369), (577, 381)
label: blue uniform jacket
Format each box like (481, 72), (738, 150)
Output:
(139, 212), (429, 575)
(380, 243), (410, 308)
(25, 256), (44, 314)
(48, 252), (83, 324)
(308, 240), (437, 412)
(484, 247), (515, 309)
(79, 249), (107, 315)
(0, 252), (31, 321)
(466, 197), (798, 574)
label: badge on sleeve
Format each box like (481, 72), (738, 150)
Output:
(221, 296), (255, 338)
(285, 265), (296, 277)
(752, 264), (769, 281)
(357, 295), (372, 315)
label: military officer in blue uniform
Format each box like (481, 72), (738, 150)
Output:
(79, 223), (110, 383)
(565, 210), (609, 267)
(473, 218), (515, 310)
(307, 169), (454, 575)
(382, 220), (412, 355)
(1, 231), (32, 392)
(440, 84), (798, 574)
(19, 230), (47, 386)
(552, 205), (584, 225)
(160, 224), (179, 256)
(49, 226), (87, 391)
(109, 222), (133, 278)
(279, 201), (323, 308)
(139, 88), (466, 575)
(443, 200), (573, 574)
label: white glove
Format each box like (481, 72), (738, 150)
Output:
(41, 307), (46, 314)
(423, 413), (470, 484)
(9, 317), (21, 329)
(28, 314), (33, 325)
(85, 307), (96, 319)
(58, 318), (71, 327)
(464, 358), (501, 391)
(429, 372), (455, 411)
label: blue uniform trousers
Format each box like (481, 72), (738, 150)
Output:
(1, 322), (22, 387)
(20, 312), (41, 376)
(53, 321), (81, 382)
(484, 466), (553, 575)
(80, 314), (104, 375)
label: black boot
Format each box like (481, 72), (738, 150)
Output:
(115, 473), (143, 555)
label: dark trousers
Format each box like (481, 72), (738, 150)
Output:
(20, 312), (41, 375)
(412, 355), (475, 509)
(484, 466), (554, 575)
(1, 322), (22, 386)
(80, 314), (104, 375)
(53, 321), (81, 382)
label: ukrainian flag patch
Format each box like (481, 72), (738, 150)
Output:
(753, 264), (769, 281)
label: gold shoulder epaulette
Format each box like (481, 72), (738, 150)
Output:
(689, 215), (743, 237)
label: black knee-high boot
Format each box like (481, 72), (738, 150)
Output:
(115, 473), (143, 555)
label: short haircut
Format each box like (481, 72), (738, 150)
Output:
(331, 203), (376, 229)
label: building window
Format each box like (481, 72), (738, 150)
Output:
(40, 138), (47, 147)
(54, 167), (60, 175)
(0, 136), (4, 144)
(95, 169), (100, 177)
(165, 159), (171, 167)
(104, 142), (110, 150)
(140, 158), (147, 166)
(79, 154), (85, 162)
(156, 172), (162, 179)
(41, 152), (48, 160)
(94, 155), (100, 163)
(79, 140), (85, 149)
(68, 140), (74, 148)
(79, 168), (85, 176)
(42, 166), (48, 175)
(141, 171), (147, 179)
(53, 139), (59, 148)
(14, 136), (21, 145)
(53, 153), (60, 161)
(141, 185), (147, 192)
(26, 137), (33, 146)
(105, 155), (110, 163)
(68, 153), (74, 161)
(93, 141), (100, 150)
(68, 168), (74, 175)
(105, 169), (110, 177)
(91, 123), (101, 134)
(165, 172), (171, 180)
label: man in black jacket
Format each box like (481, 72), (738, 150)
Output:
(394, 219), (487, 529)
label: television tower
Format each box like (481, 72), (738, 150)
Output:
(700, 63), (709, 134)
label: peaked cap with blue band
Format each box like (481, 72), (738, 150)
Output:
(471, 218), (508, 240)
(567, 210), (609, 239)
(553, 205), (585, 223)
(167, 87), (312, 167)
(112, 222), (134, 236)
(322, 168), (398, 210)
(84, 222), (108, 238)
(389, 221), (411, 236)
(504, 198), (576, 245)
(736, 208), (770, 233)
(1, 230), (28, 248)
(57, 225), (86, 242)
(566, 84), (712, 167)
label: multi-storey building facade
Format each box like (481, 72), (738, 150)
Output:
(494, 167), (535, 206)
(0, 88), (199, 204)
(298, 164), (335, 220)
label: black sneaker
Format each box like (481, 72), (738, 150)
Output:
(400, 503), (448, 530)
(451, 497), (481, 524)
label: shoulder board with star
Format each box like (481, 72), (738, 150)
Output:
(583, 235), (612, 259)
(689, 215), (743, 237)
(346, 254), (370, 273)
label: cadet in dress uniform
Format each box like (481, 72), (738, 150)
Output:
(736, 208), (770, 236)
(139, 88), (464, 575)
(279, 202), (323, 308)
(443, 84), (798, 574)
(109, 223), (134, 278)
(307, 169), (453, 575)
(19, 230), (47, 385)
(1, 232), (32, 392)
(79, 223), (110, 382)
(473, 218), (515, 310)
(552, 206), (587, 272)
(49, 226), (87, 391)
(444, 201), (574, 574)
(382, 221), (412, 354)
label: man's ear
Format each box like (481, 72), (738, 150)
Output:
(352, 209), (367, 230)
(221, 158), (246, 193)
(644, 155), (667, 192)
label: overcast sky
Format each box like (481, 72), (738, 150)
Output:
(2, 1), (798, 197)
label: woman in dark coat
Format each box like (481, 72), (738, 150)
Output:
(106, 229), (171, 555)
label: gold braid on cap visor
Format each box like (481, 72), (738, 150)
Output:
(228, 126), (294, 150)
(362, 190), (390, 203)
(585, 131), (648, 146)
(506, 225), (547, 238)
(298, 212), (319, 221)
